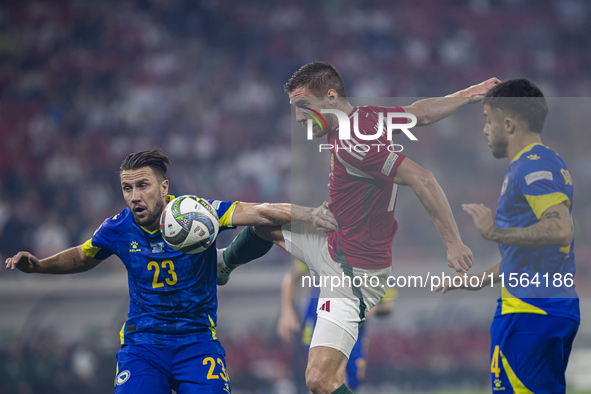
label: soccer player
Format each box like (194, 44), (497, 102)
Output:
(436, 79), (579, 393)
(4, 148), (336, 394)
(219, 61), (499, 394)
(277, 260), (395, 392)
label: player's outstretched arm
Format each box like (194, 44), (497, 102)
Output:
(392, 158), (474, 272)
(435, 262), (500, 294)
(232, 202), (337, 232)
(5, 246), (101, 274)
(216, 203), (336, 285)
(403, 77), (500, 126)
(463, 202), (572, 247)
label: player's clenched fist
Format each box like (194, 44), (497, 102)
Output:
(446, 242), (474, 273)
(5, 251), (40, 273)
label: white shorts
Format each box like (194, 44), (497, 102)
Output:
(282, 223), (391, 358)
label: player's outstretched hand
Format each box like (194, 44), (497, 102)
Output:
(463, 77), (501, 103)
(462, 203), (496, 240)
(311, 201), (337, 233)
(277, 309), (301, 344)
(446, 242), (474, 273)
(5, 251), (40, 273)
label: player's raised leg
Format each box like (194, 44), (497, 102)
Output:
(217, 204), (335, 285)
(216, 226), (274, 285)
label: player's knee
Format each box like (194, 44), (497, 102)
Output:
(305, 367), (337, 394)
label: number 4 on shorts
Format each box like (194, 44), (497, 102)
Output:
(491, 345), (501, 378)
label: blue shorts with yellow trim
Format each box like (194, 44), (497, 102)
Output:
(115, 341), (231, 394)
(490, 313), (578, 394)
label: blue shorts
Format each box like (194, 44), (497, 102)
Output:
(114, 340), (231, 394)
(490, 313), (578, 394)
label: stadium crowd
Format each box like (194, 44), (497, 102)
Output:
(0, 0), (590, 392)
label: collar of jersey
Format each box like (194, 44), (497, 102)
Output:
(511, 142), (545, 163)
(140, 226), (160, 234)
(138, 195), (176, 234)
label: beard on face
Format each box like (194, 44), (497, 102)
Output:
(491, 137), (508, 159)
(132, 197), (165, 228)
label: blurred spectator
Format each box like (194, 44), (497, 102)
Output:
(32, 212), (69, 259)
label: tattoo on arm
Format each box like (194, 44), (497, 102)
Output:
(486, 210), (568, 247)
(544, 211), (560, 220)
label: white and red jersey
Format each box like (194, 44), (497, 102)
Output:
(326, 106), (406, 269)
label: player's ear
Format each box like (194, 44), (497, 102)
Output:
(326, 89), (338, 106)
(161, 179), (169, 197)
(504, 117), (516, 135)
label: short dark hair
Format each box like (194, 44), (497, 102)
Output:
(120, 148), (170, 180)
(284, 61), (347, 98)
(483, 78), (548, 133)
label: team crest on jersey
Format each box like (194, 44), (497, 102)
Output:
(116, 370), (131, 385)
(129, 241), (141, 252)
(150, 242), (164, 253)
(526, 154), (540, 160)
(501, 177), (509, 195)
(525, 170), (552, 185)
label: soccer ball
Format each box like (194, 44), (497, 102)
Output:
(160, 195), (219, 254)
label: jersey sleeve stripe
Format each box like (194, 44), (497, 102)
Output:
(219, 201), (239, 228)
(524, 192), (570, 220)
(81, 239), (102, 259)
(119, 322), (126, 345)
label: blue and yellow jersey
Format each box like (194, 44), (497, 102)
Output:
(81, 196), (238, 345)
(494, 143), (579, 323)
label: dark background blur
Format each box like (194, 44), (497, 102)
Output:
(0, 0), (590, 393)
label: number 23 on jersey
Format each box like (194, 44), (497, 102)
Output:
(147, 260), (178, 288)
